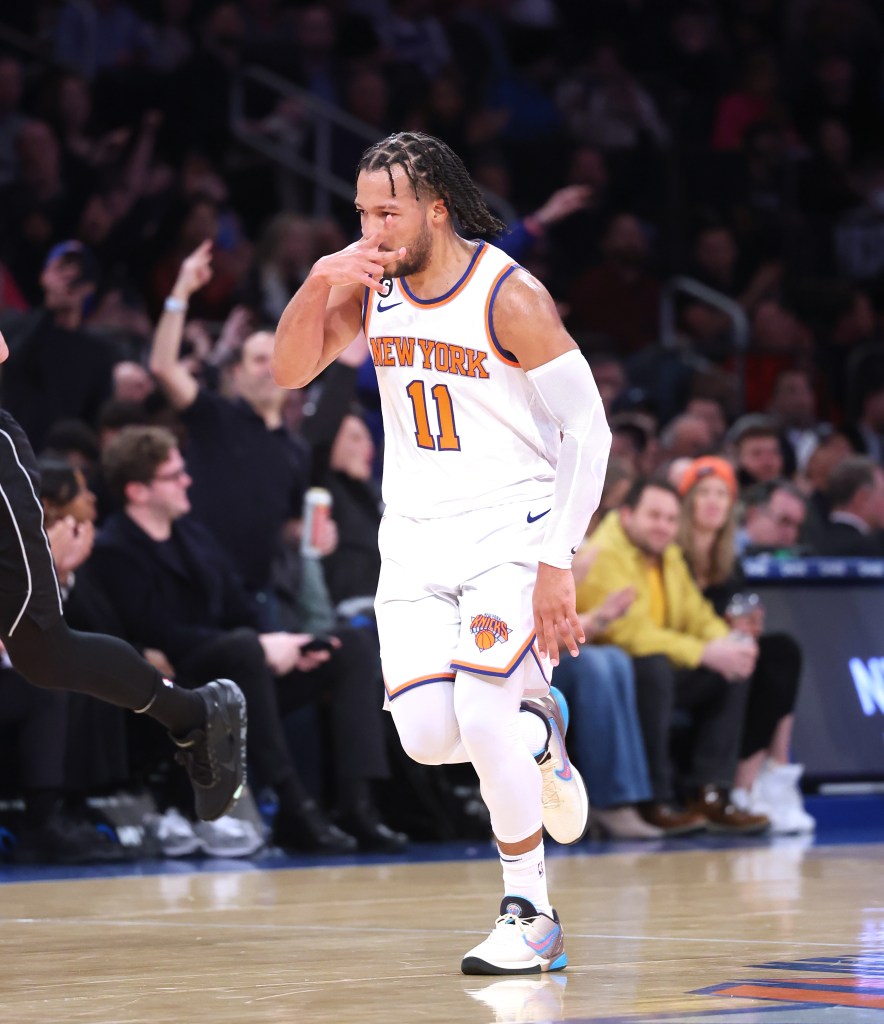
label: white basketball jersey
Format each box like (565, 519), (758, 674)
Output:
(362, 240), (559, 518)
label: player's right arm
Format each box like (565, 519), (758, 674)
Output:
(272, 230), (405, 389)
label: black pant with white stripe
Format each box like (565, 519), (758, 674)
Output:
(0, 410), (163, 712)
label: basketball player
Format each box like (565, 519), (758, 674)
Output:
(0, 328), (246, 826)
(273, 132), (611, 975)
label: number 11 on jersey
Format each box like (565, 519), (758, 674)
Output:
(406, 381), (461, 451)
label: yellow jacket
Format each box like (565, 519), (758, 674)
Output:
(576, 511), (729, 668)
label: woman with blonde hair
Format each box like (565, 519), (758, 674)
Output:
(677, 457), (813, 833)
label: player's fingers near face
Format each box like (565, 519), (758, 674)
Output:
(377, 246), (407, 265)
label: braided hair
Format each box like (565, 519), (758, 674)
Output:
(357, 131), (506, 238)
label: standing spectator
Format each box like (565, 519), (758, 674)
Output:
(53, 0), (150, 80)
(677, 457), (814, 834)
(566, 212), (661, 353)
(0, 121), (86, 301)
(0, 241), (115, 452)
(0, 55), (26, 187)
(577, 479), (769, 836)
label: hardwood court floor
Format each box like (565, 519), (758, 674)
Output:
(2, 834), (884, 1023)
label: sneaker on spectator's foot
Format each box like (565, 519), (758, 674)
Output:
(461, 896), (567, 976)
(172, 679), (246, 822)
(752, 762), (816, 835)
(521, 687), (589, 844)
(193, 815), (265, 858)
(14, 814), (127, 865)
(145, 807), (202, 858)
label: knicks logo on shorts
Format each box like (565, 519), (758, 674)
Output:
(470, 613), (510, 651)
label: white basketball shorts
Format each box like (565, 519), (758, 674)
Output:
(375, 498), (554, 706)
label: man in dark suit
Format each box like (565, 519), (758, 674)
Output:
(86, 425), (405, 853)
(818, 456), (884, 557)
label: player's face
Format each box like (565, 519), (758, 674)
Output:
(0, 329), (7, 364)
(355, 167), (435, 278)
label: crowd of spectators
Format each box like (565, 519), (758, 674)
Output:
(3, 0), (884, 859)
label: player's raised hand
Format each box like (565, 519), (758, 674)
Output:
(533, 562), (585, 667)
(311, 228), (406, 292)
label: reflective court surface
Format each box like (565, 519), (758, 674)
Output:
(2, 829), (884, 1023)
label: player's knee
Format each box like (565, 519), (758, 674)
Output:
(394, 718), (456, 765)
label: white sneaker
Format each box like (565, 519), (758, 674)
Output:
(753, 762), (816, 835)
(145, 807), (201, 857)
(193, 815), (265, 858)
(521, 687), (589, 844)
(461, 896), (567, 976)
(466, 974), (568, 1022)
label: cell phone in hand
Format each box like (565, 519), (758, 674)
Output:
(299, 636), (336, 655)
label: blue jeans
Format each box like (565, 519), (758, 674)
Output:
(552, 646), (653, 808)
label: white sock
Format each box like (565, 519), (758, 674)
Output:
(519, 708), (549, 760)
(499, 841), (552, 916)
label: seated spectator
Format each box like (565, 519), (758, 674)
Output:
(658, 413), (714, 462)
(737, 480), (808, 556)
(584, 456), (636, 540)
(299, 339), (382, 617)
(553, 568), (661, 840)
(847, 378), (884, 464)
(576, 478), (769, 837)
(726, 413), (787, 489)
(677, 457), (814, 833)
(86, 426), (406, 854)
(817, 456), (884, 556)
(767, 368), (822, 473)
(685, 395), (729, 450)
(0, 663), (124, 863)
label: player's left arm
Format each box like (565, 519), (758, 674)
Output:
(493, 270), (613, 664)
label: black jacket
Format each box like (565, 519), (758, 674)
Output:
(85, 512), (261, 667)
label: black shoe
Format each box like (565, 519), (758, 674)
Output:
(13, 815), (128, 865)
(337, 802), (409, 853)
(273, 799), (358, 854)
(172, 679), (247, 822)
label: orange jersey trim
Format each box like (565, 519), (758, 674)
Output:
(399, 241), (489, 309)
(451, 632), (536, 678)
(385, 671), (456, 702)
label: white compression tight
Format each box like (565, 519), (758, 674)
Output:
(389, 661), (543, 844)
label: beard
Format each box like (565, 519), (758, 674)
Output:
(384, 220), (433, 278)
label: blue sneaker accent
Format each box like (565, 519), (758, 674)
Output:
(549, 686), (569, 734)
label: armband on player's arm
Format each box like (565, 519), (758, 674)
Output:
(526, 350), (612, 569)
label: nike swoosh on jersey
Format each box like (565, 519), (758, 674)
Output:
(376, 299), (403, 313)
(526, 509), (551, 523)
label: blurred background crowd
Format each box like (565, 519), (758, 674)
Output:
(2, 0), (884, 864)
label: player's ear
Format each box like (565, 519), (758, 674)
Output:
(430, 198), (448, 222)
